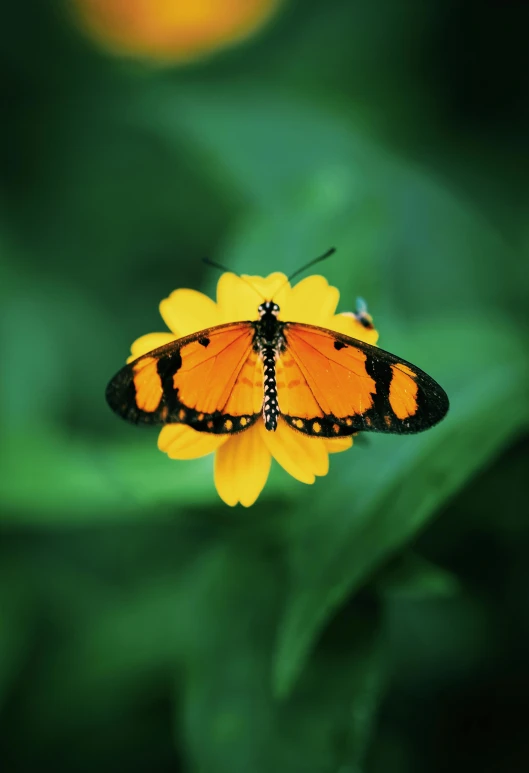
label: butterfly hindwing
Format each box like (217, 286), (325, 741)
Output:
(105, 322), (262, 434)
(278, 323), (449, 436)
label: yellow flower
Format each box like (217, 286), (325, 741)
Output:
(128, 271), (379, 507)
(72, 0), (284, 63)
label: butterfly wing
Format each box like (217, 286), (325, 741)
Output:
(106, 322), (263, 434)
(276, 322), (449, 436)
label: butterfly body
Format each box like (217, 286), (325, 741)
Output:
(253, 300), (285, 431)
(106, 296), (449, 440)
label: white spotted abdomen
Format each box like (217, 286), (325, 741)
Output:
(262, 346), (279, 431)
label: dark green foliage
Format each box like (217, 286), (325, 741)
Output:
(1, 1), (528, 771)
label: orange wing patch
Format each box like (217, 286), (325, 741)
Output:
(281, 325), (376, 417)
(174, 326), (254, 415)
(275, 353), (323, 419)
(388, 363), (419, 419)
(133, 356), (163, 413)
(223, 350), (263, 417)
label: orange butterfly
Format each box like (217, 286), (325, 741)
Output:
(106, 255), (449, 439)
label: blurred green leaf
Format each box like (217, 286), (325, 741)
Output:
(151, 85), (371, 209)
(149, 87), (516, 318)
(374, 552), (460, 599)
(274, 317), (529, 696)
(0, 574), (32, 710)
(180, 546), (382, 773)
(0, 428), (218, 520)
(22, 548), (223, 732)
(384, 592), (498, 694)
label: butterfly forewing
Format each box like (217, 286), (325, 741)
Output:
(106, 322), (262, 434)
(278, 323), (449, 437)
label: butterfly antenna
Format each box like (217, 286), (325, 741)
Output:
(268, 247), (336, 299)
(203, 257), (232, 274)
(203, 257), (264, 300)
(286, 247), (336, 284)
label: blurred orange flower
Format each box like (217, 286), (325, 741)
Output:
(72, 0), (284, 62)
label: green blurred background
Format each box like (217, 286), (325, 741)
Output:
(1, 1), (529, 771)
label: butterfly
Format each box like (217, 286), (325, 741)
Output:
(106, 270), (449, 440)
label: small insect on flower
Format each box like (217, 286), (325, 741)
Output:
(106, 249), (449, 506)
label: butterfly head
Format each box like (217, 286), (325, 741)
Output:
(258, 301), (280, 319)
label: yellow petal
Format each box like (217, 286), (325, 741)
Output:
(327, 313), (379, 345)
(214, 423), (272, 506)
(216, 272), (260, 322)
(243, 272), (290, 305)
(260, 419), (329, 484)
(215, 273), (257, 322)
(281, 275), (340, 324)
(158, 424), (228, 459)
(216, 272), (291, 322)
(159, 288), (220, 337)
(323, 436), (353, 454)
(127, 332), (177, 363)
